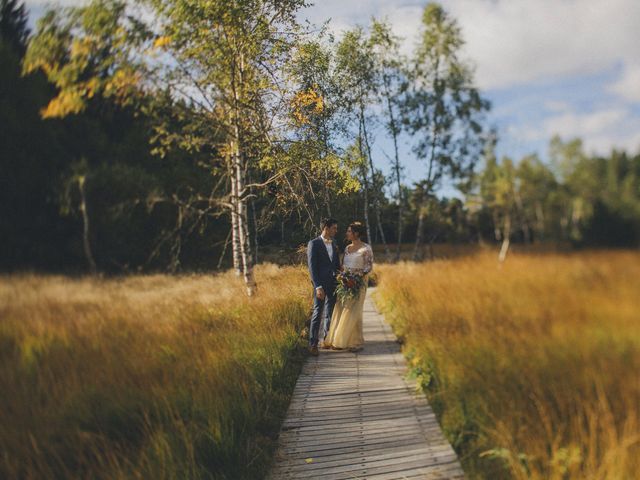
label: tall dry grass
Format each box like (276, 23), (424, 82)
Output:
(375, 251), (640, 479)
(0, 264), (310, 479)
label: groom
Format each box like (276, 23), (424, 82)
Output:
(307, 218), (341, 356)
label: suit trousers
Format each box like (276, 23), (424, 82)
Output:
(309, 287), (336, 347)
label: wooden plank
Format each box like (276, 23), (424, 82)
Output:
(273, 437), (446, 462)
(277, 449), (459, 477)
(267, 289), (465, 480)
(279, 446), (431, 471)
(280, 436), (455, 460)
(282, 414), (439, 430)
(278, 444), (457, 473)
(363, 461), (466, 480)
(282, 409), (435, 428)
(279, 418), (441, 438)
(285, 403), (433, 421)
(274, 456), (461, 480)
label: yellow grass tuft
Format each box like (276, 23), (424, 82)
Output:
(0, 264), (311, 479)
(375, 251), (640, 480)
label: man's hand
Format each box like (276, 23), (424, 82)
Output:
(316, 287), (326, 300)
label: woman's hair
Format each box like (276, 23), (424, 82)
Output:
(349, 221), (367, 242)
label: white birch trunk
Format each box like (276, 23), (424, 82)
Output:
(413, 197), (426, 261)
(230, 164), (242, 276)
(498, 213), (511, 263)
(78, 176), (97, 275)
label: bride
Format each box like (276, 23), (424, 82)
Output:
(322, 221), (374, 352)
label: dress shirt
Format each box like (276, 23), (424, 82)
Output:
(321, 234), (334, 260)
(316, 235), (334, 291)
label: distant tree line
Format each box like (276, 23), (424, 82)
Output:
(476, 134), (640, 258)
(1, 0), (638, 288)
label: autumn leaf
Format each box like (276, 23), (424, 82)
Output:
(153, 36), (171, 49)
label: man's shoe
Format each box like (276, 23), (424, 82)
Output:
(309, 346), (319, 356)
(320, 342), (332, 350)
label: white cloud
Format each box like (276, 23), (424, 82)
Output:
(29, 0), (640, 92)
(304, 0), (640, 90)
(548, 108), (626, 137)
(25, 0), (640, 157)
(544, 100), (572, 113)
(26, 0), (86, 8)
(510, 105), (640, 154)
(446, 0), (640, 90)
(607, 63), (640, 103)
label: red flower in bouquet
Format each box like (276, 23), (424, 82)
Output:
(335, 271), (365, 305)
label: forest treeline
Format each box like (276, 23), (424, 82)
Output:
(2, 0), (639, 287)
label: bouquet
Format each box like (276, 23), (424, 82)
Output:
(335, 270), (365, 305)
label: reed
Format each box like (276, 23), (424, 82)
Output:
(375, 251), (640, 479)
(0, 264), (310, 479)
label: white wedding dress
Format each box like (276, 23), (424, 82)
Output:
(324, 243), (374, 350)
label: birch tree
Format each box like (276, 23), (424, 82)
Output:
(146, 0), (312, 295)
(25, 0), (313, 294)
(370, 19), (405, 261)
(335, 27), (390, 253)
(404, 3), (489, 260)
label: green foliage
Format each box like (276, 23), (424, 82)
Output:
(473, 135), (640, 248)
(3, 0), (639, 275)
(0, 0), (29, 54)
(404, 2), (490, 191)
(23, 0), (151, 118)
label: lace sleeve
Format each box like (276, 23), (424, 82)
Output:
(363, 244), (374, 274)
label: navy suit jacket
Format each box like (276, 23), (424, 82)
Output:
(307, 236), (341, 292)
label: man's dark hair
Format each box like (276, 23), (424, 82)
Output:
(320, 218), (338, 230)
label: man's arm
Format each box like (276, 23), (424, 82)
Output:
(307, 240), (322, 290)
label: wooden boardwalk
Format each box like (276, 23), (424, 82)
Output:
(267, 288), (465, 480)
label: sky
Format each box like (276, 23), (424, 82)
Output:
(24, 0), (640, 194)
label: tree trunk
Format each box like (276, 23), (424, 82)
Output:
(361, 104), (390, 259)
(250, 192), (259, 265)
(492, 210), (502, 241)
(357, 121), (372, 244)
(413, 196), (426, 261)
(230, 166), (242, 276)
(535, 201), (545, 242)
(217, 228), (232, 270)
(514, 190), (531, 245)
(413, 59), (441, 263)
(322, 125), (332, 217)
(78, 176), (97, 275)
(230, 49), (256, 296)
(570, 198), (582, 240)
(361, 163), (372, 244)
(413, 111), (438, 262)
(384, 87), (403, 262)
(232, 137), (257, 296)
(498, 213), (511, 263)
(427, 238), (435, 260)
(168, 205), (183, 273)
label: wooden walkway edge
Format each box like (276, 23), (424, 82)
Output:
(267, 288), (465, 480)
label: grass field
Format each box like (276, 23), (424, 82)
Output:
(375, 251), (640, 479)
(0, 264), (310, 479)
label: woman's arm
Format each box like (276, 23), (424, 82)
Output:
(363, 244), (374, 274)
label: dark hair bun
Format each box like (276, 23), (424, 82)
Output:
(349, 221), (367, 242)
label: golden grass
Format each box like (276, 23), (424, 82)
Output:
(0, 264), (310, 479)
(375, 251), (640, 480)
